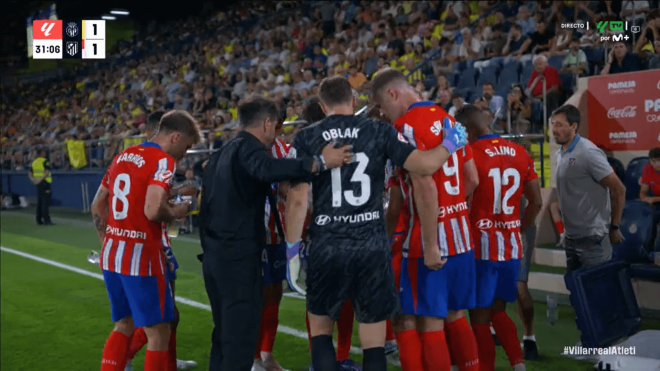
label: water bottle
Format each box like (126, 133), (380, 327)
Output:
(87, 250), (100, 265)
(168, 195), (184, 238)
(546, 294), (558, 325)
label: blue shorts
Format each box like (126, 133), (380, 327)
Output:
(399, 250), (476, 318)
(475, 259), (521, 308)
(262, 242), (287, 285)
(103, 270), (176, 328)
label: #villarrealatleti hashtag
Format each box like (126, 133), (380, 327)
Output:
(564, 346), (636, 356)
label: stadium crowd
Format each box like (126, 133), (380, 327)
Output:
(2, 0), (660, 174)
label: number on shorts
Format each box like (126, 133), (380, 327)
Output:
(488, 168), (521, 215)
(331, 152), (371, 207)
(112, 173), (131, 220)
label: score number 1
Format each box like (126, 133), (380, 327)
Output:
(83, 20), (105, 59)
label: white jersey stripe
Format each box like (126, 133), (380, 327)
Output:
(510, 232), (519, 259)
(480, 231), (490, 260)
(438, 221), (449, 256)
(102, 238), (113, 270)
(450, 218), (465, 254)
(461, 216), (472, 253)
(131, 243), (144, 276)
(495, 231), (505, 261)
(114, 240), (126, 274)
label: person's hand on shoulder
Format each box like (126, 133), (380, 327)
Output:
(320, 143), (353, 169)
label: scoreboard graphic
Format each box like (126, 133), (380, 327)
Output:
(32, 20), (105, 59)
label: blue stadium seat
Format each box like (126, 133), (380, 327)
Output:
(559, 73), (575, 93)
(625, 157), (650, 201)
(613, 201), (654, 264)
(520, 64), (534, 85)
(530, 101), (543, 124)
(497, 69), (519, 92)
(629, 264), (660, 282)
(502, 60), (520, 73)
(477, 65), (500, 86)
(424, 76), (437, 90)
(457, 68), (478, 89)
(583, 47), (605, 63)
(548, 55), (564, 71)
(446, 72), (460, 87)
(564, 260), (641, 348)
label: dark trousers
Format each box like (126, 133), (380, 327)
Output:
(36, 182), (51, 224)
(202, 239), (262, 371)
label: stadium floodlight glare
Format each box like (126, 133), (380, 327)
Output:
(110, 10), (129, 15)
(101, 15), (116, 20)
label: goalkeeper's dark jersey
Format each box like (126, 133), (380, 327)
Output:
(289, 114), (415, 245)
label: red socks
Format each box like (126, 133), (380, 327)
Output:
(145, 350), (169, 371)
(101, 331), (130, 370)
(127, 327), (148, 361)
(471, 323), (496, 371)
(554, 221), (564, 234)
(386, 320), (395, 341)
(445, 317), (480, 371)
(336, 300), (354, 361)
(420, 330), (451, 371)
(396, 329), (424, 371)
(491, 311), (524, 367)
(168, 331), (177, 371)
(256, 304), (280, 359)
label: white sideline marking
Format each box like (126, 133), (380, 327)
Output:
(0, 246), (366, 358)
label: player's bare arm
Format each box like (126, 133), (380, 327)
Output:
(386, 184), (403, 240)
(410, 172), (445, 270)
(464, 159), (479, 199)
(284, 182), (310, 244)
(91, 184), (110, 243)
(144, 185), (190, 223)
(521, 179), (543, 230)
(402, 118), (468, 176)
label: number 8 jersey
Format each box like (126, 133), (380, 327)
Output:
(100, 142), (175, 276)
(393, 101), (474, 258)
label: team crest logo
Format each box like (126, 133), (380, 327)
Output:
(568, 158), (577, 166)
(66, 22), (78, 37)
(66, 41), (78, 56)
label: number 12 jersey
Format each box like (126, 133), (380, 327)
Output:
(100, 142), (175, 276)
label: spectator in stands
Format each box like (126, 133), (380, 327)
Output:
(501, 0), (520, 21)
(428, 74), (453, 101)
(636, 14), (660, 68)
(528, 55), (561, 115)
(458, 28), (483, 64)
(641, 148), (660, 207)
(435, 90), (452, 112)
(601, 41), (642, 75)
(560, 38), (589, 76)
(520, 20), (556, 57)
(482, 82), (505, 121)
(432, 38), (458, 75)
(516, 6), (535, 37)
(348, 64), (367, 89)
(507, 84), (531, 133)
(447, 91), (465, 117)
(620, 0), (650, 30)
(502, 24), (532, 62)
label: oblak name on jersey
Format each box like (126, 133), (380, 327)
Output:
(321, 127), (360, 141)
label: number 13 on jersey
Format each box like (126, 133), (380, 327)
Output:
(331, 152), (371, 207)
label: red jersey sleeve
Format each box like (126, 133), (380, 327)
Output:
(148, 155), (175, 192)
(386, 174), (399, 190)
(641, 163), (652, 184)
(462, 144), (473, 161)
(395, 106), (449, 150)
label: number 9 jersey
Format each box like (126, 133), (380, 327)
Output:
(100, 142), (175, 277)
(393, 101), (474, 258)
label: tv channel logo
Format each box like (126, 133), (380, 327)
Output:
(597, 21), (624, 33)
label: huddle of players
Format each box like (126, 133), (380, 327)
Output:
(265, 68), (542, 371)
(92, 68), (542, 371)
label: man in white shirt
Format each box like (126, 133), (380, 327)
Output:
(458, 28), (483, 62)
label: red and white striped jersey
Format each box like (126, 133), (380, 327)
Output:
(265, 138), (290, 244)
(99, 142), (174, 276)
(470, 135), (538, 261)
(393, 101), (474, 258)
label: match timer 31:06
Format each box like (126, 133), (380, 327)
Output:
(32, 20), (106, 59)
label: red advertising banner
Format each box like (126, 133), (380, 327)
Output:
(587, 70), (660, 151)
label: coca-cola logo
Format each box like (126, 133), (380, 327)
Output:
(607, 106), (637, 119)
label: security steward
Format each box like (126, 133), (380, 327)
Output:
(30, 149), (53, 226)
(199, 97), (352, 371)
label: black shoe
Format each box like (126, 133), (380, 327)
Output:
(523, 339), (540, 360)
